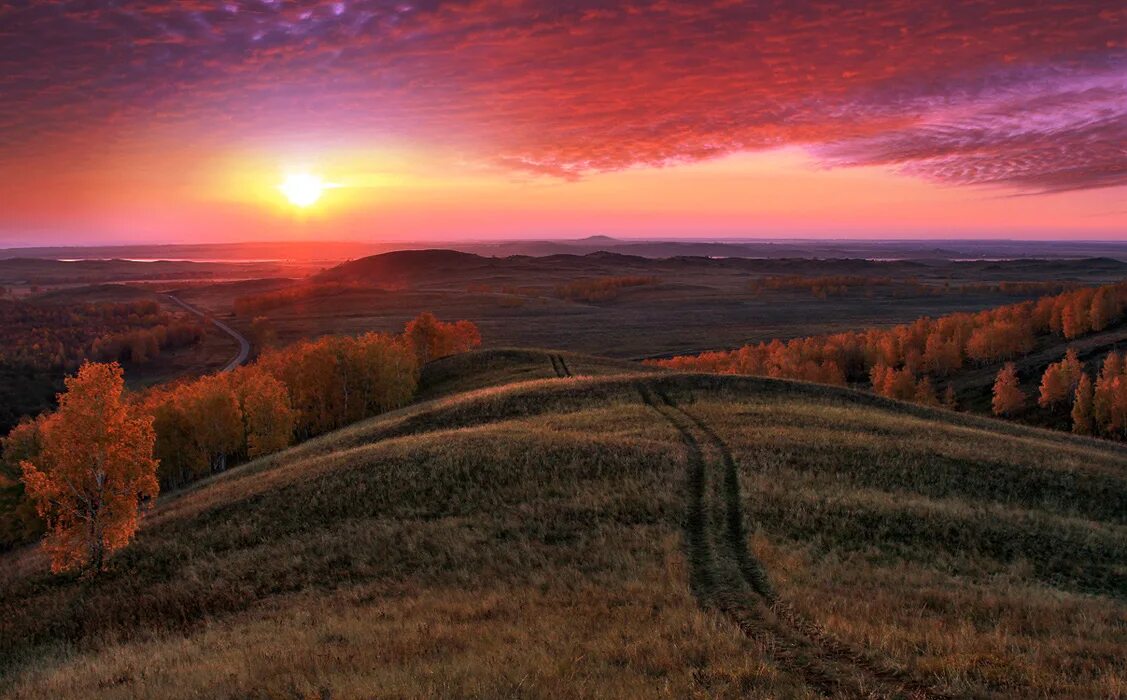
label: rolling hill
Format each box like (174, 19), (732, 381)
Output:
(1, 349), (1124, 698)
(313, 249), (1127, 290)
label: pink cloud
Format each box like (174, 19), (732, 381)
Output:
(0, 0), (1123, 191)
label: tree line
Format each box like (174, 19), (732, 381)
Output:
(651, 282), (1127, 435)
(747, 274), (1074, 300)
(0, 312), (481, 571)
(991, 349), (1127, 439)
(555, 276), (659, 302)
(0, 298), (205, 372)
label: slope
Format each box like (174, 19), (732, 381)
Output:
(1, 351), (1124, 699)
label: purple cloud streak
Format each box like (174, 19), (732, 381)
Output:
(0, 0), (1123, 191)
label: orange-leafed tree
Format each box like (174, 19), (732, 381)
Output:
(404, 311), (443, 364)
(231, 366), (295, 458)
(886, 367), (918, 400)
(1072, 373), (1094, 435)
(942, 385), (958, 410)
(992, 363), (1025, 416)
(1039, 349), (1083, 410)
(404, 312), (482, 364)
(18, 362), (158, 574)
(923, 332), (962, 376)
(1038, 364), (1069, 410)
(1089, 288), (1114, 332)
(1059, 348), (1084, 394)
(913, 376), (939, 406)
(183, 374), (244, 474)
(1094, 352), (1123, 431)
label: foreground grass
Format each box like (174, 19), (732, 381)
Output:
(1, 350), (1124, 698)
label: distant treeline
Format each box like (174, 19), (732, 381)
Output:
(747, 275), (1076, 300)
(461, 276), (661, 304)
(0, 312), (481, 551)
(0, 299), (205, 371)
(652, 282), (1127, 437)
(554, 276), (659, 302)
(0, 298), (207, 437)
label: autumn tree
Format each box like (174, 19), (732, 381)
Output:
(1094, 352), (1123, 431)
(942, 385), (958, 410)
(1039, 349), (1084, 410)
(182, 375), (243, 473)
(0, 417), (48, 547)
(992, 363), (1025, 416)
(404, 312), (482, 364)
(1092, 351), (1127, 438)
(1089, 288), (1114, 331)
(1038, 364), (1069, 410)
(257, 331), (419, 440)
(650, 281), (1127, 398)
(923, 332), (962, 375)
(913, 376), (939, 406)
(1059, 348), (1083, 394)
(231, 366), (295, 458)
(1072, 373), (1094, 435)
(142, 375), (242, 487)
(18, 362), (158, 573)
(250, 316), (278, 350)
(1061, 304), (1081, 340)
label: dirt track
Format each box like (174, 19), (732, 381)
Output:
(637, 383), (943, 699)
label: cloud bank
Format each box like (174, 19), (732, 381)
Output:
(1, 0), (1123, 191)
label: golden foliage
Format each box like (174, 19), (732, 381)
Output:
(18, 363), (158, 573)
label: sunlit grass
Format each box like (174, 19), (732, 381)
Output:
(1, 349), (1123, 697)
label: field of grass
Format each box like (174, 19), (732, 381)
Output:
(175, 253), (1127, 360)
(1, 349), (1123, 698)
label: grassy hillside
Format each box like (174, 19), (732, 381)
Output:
(1, 350), (1124, 698)
(415, 347), (657, 400)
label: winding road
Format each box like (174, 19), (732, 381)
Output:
(166, 294), (250, 373)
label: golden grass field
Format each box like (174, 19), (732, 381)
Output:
(1, 349), (1125, 699)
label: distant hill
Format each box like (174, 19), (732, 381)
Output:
(576, 234), (620, 243)
(2, 349), (1123, 698)
(315, 249), (490, 284)
(313, 248), (1126, 289)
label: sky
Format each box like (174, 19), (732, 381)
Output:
(0, 0), (1124, 245)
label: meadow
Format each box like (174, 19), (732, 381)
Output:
(1, 349), (1124, 698)
(2, 250), (1126, 698)
(177, 252), (1127, 361)
(9, 250), (1121, 437)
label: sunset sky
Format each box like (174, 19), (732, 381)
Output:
(0, 0), (1124, 246)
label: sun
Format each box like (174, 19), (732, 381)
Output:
(278, 173), (327, 208)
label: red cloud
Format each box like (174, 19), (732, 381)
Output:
(0, 0), (1123, 191)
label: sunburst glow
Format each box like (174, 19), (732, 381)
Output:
(279, 173), (327, 208)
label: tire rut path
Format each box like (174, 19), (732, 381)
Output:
(549, 354), (572, 378)
(638, 382), (943, 699)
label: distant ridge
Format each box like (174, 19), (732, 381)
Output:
(315, 249), (489, 283)
(314, 247), (1127, 288)
(576, 234), (619, 243)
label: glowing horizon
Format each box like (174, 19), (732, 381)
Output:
(0, 1), (1123, 245)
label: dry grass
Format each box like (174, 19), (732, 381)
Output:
(1, 349), (1124, 698)
(5, 548), (806, 700)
